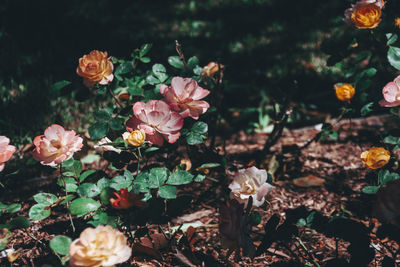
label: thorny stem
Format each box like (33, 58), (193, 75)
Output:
(107, 86), (123, 109)
(175, 40), (190, 72)
(60, 163), (75, 232)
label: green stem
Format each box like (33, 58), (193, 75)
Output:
(137, 147), (142, 174)
(60, 163), (75, 232)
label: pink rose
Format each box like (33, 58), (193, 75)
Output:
(160, 77), (210, 119)
(126, 100), (183, 146)
(32, 124), (83, 166)
(379, 75), (400, 107)
(0, 136), (16, 172)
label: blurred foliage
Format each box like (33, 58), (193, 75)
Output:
(1, 0), (399, 143)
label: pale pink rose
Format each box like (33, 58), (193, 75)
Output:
(0, 136), (16, 172)
(32, 124), (83, 166)
(228, 166), (273, 207)
(160, 77), (210, 119)
(94, 137), (121, 154)
(126, 100), (183, 146)
(69, 225), (131, 267)
(379, 75), (400, 107)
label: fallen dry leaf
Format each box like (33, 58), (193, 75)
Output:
(292, 175), (325, 187)
(172, 209), (213, 224)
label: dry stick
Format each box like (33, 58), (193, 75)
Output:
(175, 40), (190, 72)
(107, 86), (123, 109)
(295, 237), (320, 267)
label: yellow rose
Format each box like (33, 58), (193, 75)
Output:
(348, 2), (382, 29)
(76, 50), (114, 87)
(334, 83), (355, 101)
(123, 130), (146, 147)
(361, 147), (390, 169)
(202, 62), (224, 77)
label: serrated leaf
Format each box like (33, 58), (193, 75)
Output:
(387, 33), (398, 46)
(9, 216), (30, 229)
(79, 170), (96, 183)
(152, 64), (168, 82)
(167, 170), (194, 185)
(89, 122), (109, 140)
(384, 135), (399, 145)
(194, 174), (206, 182)
(29, 204), (51, 221)
(52, 80), (71, 93)
(192, 122), (208, 134)
(186, 132), (204, 145)
(140, 57), (151, 63)
(100, 187), (115, 205)
(158, 185), (177, 199)
(115, 61), (133, 75)
(97, 178), (111, 191)
(133, 172), (149, 193)
(145, 147), (159, 153)
(50, 235), (72, 256)
(109, 117), (125, 131)
(193, 66), (203, 76)
(148, 168), (168, 188)
(69, 198), (100, 216)
(94, 108), (113, 122)
(187, 56), (199, 69)
(146, 75), (160, 85)
(33, 193), (58, 206)
(361, 102), (374, 116)
(77, 183), (100, 198)
(110, 175), (133, 190)
(168, 56), (185, 69)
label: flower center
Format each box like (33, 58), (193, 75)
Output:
(241, 180), (256, 195)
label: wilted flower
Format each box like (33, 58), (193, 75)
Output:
(202, 62), (224, 77)
(69, 225), (131, 267)
(379, 75), (400, 107)
(122, 130), (146, 147)
(160, 77), (210, 119)
(395, 18), (400, 28)
(110, 188), (144, 209)
(361, 147), (390, 169)
(334, 83), (355, 101)
(32, 124), (83, 166)
(344, 0), (383, 29)
(94, 137), (121, 154)
(180, 158), (192, 171)
(76, 50), (114, 87)
(228, 166), (273, 207)
(0, 136), (16, 172)
(126, 100), (183, 146)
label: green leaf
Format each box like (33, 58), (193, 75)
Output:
(387, 33), (398, 46)
(100, 187), (115, 205)
(198, 163), (220, 169)
(3, 203), (21, 214)
(50, 235), (72, 256)
(89, 122), (109, 140)
(140, 43), (152, 57)
(9, 216), (30, 229)
(29, 204), (51, 221)
(110, 174), (133, 190)
(97, 177), (111, 191)
(152, 64), (168, 82)
(58, 177), (78, 193)
(362, 186), (379, 194)
(388, 46), (400, 70)
(140, 57), (151, 63)
(69, 198), (100, 216)
(378, 170), (399, 186)
(297, 218), (307, 226)
(71, 160), (82, 177)
(192, 122), (208, 134)
(97, 86), (107, 94)
(77, 183), (100, 198)
(194, 174), (206, 182)
(193, 66), (203, 76)
(158, 185), (177, 199)
(148, 168), (169, 188)
(186, 132), (205, 145)
(62, 158), (74, 168)
(115, 61), (133, 75)
(109, 117), (125, 131)
(79, 170), (97, 183)
(383, 135), (399, 145)
(52, 80), (71, 93)
(88, 211), (118, 228)
(33, 193), (58, 206)
(250, 211), (262, 226)
(361, 102), (374, 116)
(146, 75), (160, 85)
(133, 172), (149, 193)
(168, 56), (185, 69)
(145, 147), (159, 153)
(167, 170), (194, 185)
(94, 108), (113, 122)
(187, 56), (199, 69)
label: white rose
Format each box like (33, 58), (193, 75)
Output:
(69, 225), (131, 267)
(228, 166), (273, 207)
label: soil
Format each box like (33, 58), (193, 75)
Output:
(1, 114), (400, 267)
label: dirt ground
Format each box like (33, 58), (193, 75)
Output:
(1, 114), (400, 266)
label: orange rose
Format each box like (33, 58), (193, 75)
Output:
(361, 147), (390, 169)
(344, 0), (382, 29)
(76, 50), (114, 87)
(395, 18), (400, 28)
(334, 83), (355, 101)
(202, 62), (224, 77)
